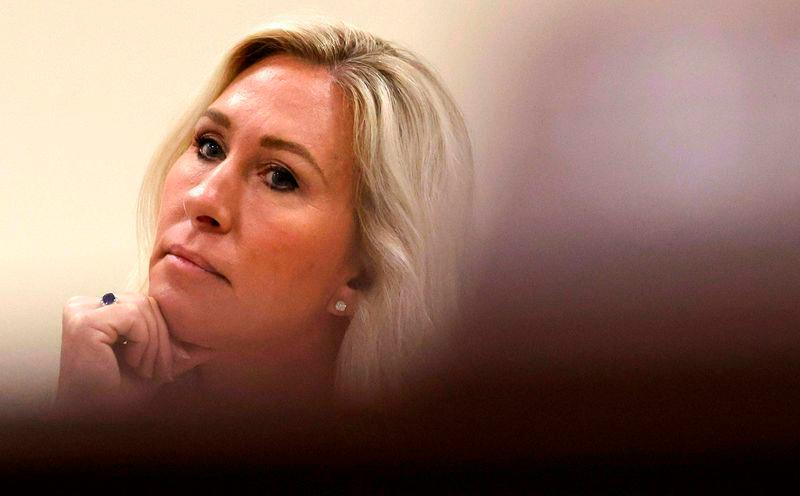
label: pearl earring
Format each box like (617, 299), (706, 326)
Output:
(335, 301), (347, 312)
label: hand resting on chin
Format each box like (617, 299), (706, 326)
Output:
(55, 292), (213, 417)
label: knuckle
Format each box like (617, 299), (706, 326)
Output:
(116, 304), (138, 327)
(63, 312), (93, 338)
(118, 301), (139, 314)
(122, 297), (148, 316)
(65, 311), (88, 329)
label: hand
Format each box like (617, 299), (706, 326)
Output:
(54, 292), (213, 417)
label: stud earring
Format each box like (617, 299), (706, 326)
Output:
(335, 301), (347, 312)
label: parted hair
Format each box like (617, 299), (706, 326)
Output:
(137, 19), (473, 405)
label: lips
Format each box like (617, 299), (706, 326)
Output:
(167, 244), (228, 282)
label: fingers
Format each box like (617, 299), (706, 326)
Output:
(171, 339), (215, 378)
(138, 302), (159, 380)
(78, 301), (149, 347)
(116, 295), (170, 382)
(58, 293), (151, 413)
(58, 292), (215, 416)
(73, 294), (164, 381)
(92, 303), (149, 365)
(88, 293), (210, 382)
(149, 297), (175, 383)
(62, 292), (213, 387)
(65, 295), (105, 309)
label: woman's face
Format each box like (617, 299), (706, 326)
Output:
(148, 54), (359, 351)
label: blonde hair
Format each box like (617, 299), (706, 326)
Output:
(137, 19), (473, 406)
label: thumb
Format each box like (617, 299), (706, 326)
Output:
(171, 339), (215, 378)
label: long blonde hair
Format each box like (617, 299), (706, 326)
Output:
(137, 19), (473, 406)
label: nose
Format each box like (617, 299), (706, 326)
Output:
(183, 161), (240, 233)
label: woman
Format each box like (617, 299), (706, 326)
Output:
(55, 19), (473, 417)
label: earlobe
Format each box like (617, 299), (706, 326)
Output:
(328, 283), (359, 317)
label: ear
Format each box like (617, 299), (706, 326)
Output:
(327, 280), (360, 318)
(328, 241), (370, 318)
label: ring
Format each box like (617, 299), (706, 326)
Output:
(101, 293), (127, 345)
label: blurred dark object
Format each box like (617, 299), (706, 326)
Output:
(460, 0), (800, 452)
(1, 409), (797, 492)
(432, 0), (800, 472)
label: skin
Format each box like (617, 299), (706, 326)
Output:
(56, 54), (362, 415)
(149, 53), (360, 350)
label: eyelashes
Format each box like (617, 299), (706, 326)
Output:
(195, 135), (225, 161)
(193, 134), (299, 192)
(260, 167), (299, 192)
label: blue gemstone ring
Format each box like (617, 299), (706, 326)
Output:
(101, 293), (128, 345)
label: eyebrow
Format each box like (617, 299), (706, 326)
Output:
(202, 108), (231, 129)
(259, 135), (323, 178)
(200, 108), (324, 180)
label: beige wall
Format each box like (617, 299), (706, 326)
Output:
(0, 0), (539, 413)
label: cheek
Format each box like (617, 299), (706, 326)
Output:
(238, 210), (356, 292)
(154, 163), (193, 231)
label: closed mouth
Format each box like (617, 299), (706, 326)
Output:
(167, 245), (230, 284)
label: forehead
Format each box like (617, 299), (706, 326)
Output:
(214, 54), (349, 138)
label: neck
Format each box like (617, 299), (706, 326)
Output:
(154, 323), (345, 418)
(198, 337), (340, 412)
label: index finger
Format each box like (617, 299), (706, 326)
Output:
(171, 339), (215, 378)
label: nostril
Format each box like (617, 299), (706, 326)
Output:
(197, 215), (220, 228)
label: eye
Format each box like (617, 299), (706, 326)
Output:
(195, 135), (225, 161)
(262, 166), (299, 192)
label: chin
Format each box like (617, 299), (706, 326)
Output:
(151, 290), (212, 347)
(148, 272), (230, 349)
